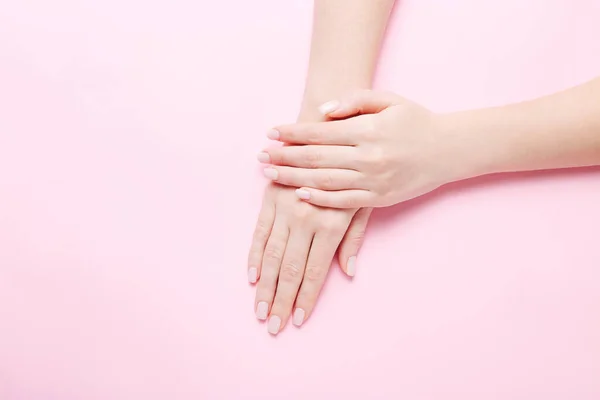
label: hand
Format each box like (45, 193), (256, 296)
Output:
(258, 90), (472, 208)
(248, 108), (373, 336)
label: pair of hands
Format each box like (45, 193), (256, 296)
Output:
(247, 98), (372, 336)
(248, 90), (468, 335)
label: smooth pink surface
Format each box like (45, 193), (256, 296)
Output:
(1, 1), (599, 398)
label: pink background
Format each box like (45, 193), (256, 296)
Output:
(1, 0), (599, 398)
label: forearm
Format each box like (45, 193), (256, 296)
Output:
(300, 0), (395, 117)
(447, 77), (600, 178)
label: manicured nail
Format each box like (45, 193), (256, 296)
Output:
(263, 168), (278, 180)
(295, 188), (310, 200)
(248, 267), (257, 283)
(256, 302), (268, 320)
(257, 152), (270, 163)
(292, 308), (305, 327)
(318, 100), (340, 115)
(347, 256), (357, 277)
(267, 315), (281, 335)
(267, 129), (280, 140)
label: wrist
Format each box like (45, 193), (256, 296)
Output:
(297, 101), (325, 123)
(437, 110), (503, 182)
(300, 82), (372, 119)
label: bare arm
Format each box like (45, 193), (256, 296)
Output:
(299, 0), (395, 118)
(250, 0), (395, 334)
(446, 77), (600, 177)
(259, 77), (600, 209)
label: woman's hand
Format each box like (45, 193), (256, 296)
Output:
(248, 184), (371, 335)
(248, 106), (373, 336)
(258, 90), (475, 208)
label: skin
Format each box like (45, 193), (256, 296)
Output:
(259, 78), (600, 209)
(248, 0), (396, 335)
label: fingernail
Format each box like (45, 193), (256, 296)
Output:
(248, 267), (257, 283)
(318, 100), (340, 115)
(295, 188), (310, 200)
(256, 301), (268, 320)
(292, 308), (305, 327)
(347, 256), (357, 277)
(268, 315), (281, 335)
(257, 152), (270, 163)
(263, 168), (278, 180)
(267, 129), (280, 140)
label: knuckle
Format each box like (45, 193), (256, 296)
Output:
(271, 150), (284, 165)
(316, 172), (335, 189)
(280, 262), (303, 281)
(264, 247), (282, 264)
(304, 265), (325, 282)
(305, 150), (322, 168)
(315, 218), (342, 235)
(350, 230), (366, 245)
(253, 220), (270, 241)
(306, 128), (322, 145)
(360, 115), (379, 140)
(292, 202), (313, 220)
(362, 148), (386, 172)
(314, 221), (331, 233)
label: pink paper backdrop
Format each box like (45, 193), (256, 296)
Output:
(1, 1), (599, 399)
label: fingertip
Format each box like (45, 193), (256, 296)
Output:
(263, 168), (278, 180)
(257, 152), (270, 163)
(292, 308), (305, 327)
(295, 188), (311, 201)
(318, 100), (340, 115)
(267, 315), (282, 335)
(267, 129), (280, 140)
(346, 256), (357, 277)
(248, 267), (258, 283)
(256, 301), (269, 320)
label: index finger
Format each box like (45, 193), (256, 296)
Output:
(268, 120), (358, 146)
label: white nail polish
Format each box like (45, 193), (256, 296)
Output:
(267, 129), (280, 140)
(256, 302), (268, 320)
(256, 152), (270, 163)
(293, 308), (305, 327)
(318, 100), (340, 115)
(248, 268), (257, 283)
(347, 256), (357, 277)
(268, 316), (281, 335)
(295, 188), (310, 200)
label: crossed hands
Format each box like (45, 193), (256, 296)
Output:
(248, 90), (470, 335)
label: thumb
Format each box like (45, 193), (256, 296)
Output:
(318, 90), (402, 119)
(338, 208), (373, 277)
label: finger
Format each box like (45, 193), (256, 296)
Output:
(338, 208), (373, 277)
(247, 196), (276, 283)
(294, 187), (376, 208)
(254, 218), (289, 321)
(267, 230), (312, 335)
(264, 166), (364, 191)
(319, 90), (403, 119)
(268, 120), (358, 146)
(259, 145), (358, 170)
(292, 231), (343, 327)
